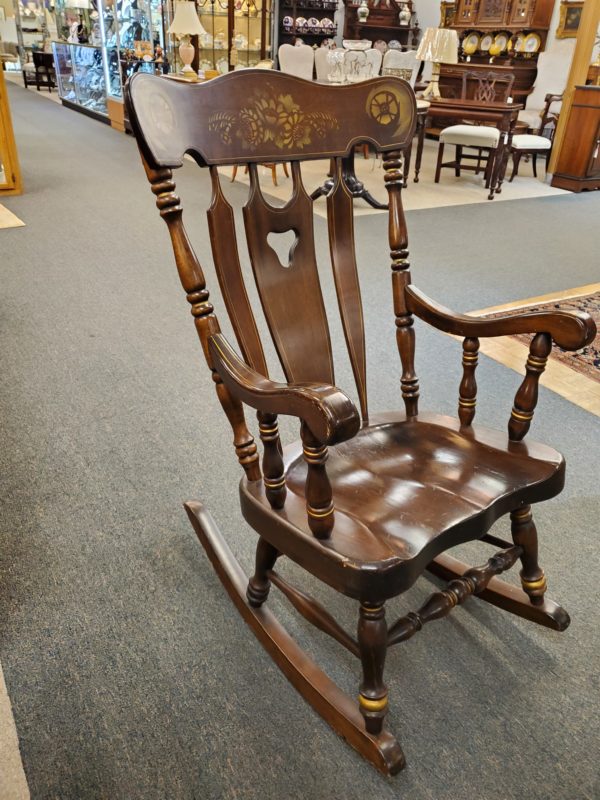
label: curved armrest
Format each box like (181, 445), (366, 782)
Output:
(208, 333), (360, 446)
(405, 286), (596, 351)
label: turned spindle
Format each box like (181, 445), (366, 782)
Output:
(384, 150), (419, 418)
(458, 337), (479, 426)
(387, 546), (522, 645)
(258, 411), (286, 509)
(145, 157), (260, 481)
(508, 332), (551, 441)
(301, 422), (334, 539)
(510, 506), (546, 605)
(358, 603), (388, 735)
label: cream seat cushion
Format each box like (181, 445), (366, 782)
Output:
(440, 124), (500, 148)
(416, 98), (430, 111)
(511, 134), (552, 150)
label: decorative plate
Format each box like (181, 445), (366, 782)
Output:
(512, 32), (525, 52)
(321, 17), (334, 28)
(282, 15), (293, 28)
(524, 32), (541, 53)
(387, 39), (402, 50)
(480, 33), (493, 52)
(373, 39), (388, 53)
(295, 16), (308, 29)
(494, 32), (509, 52)
(308, 17), (321, 30)
(462, 32), (479, 53)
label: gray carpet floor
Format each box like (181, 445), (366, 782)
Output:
(1, 82), (600, 800)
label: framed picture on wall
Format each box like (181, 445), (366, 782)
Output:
(555, 1), (584, 39)
(439, 1), (456, 28)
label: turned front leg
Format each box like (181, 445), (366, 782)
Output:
(358, 603), (388, 735)
(510, 506), (546, 605)
(247, 537), (279, 608)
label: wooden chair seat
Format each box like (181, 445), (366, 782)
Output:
(242, 411), (564, 599)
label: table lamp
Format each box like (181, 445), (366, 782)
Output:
(168, 1), (206, 77)
(415, 27), (459, 98)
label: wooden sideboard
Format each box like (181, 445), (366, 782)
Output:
(552, 85), (600, 192)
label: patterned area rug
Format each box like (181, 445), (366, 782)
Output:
(487, 291), (600, 383)
(468, 284), (600, 417)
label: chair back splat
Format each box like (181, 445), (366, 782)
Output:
(126, 70), (417, 459)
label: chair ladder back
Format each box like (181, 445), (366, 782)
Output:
(207, 166), (269, 376)
(243, 161), (335, 386)
(141, 155), (261, 480)
(327, 158), (368, 422)
(384, 150), (418, 417)
(461, 70), (515, 103)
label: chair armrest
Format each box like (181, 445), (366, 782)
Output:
(208, 333), (360, 446)
(405, 285), (596, 351)
(544, 93), (563, 104)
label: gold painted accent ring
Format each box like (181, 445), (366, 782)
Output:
(511, 409), (534, 421)
(521, 574), (547, 591)
(359, 694), (388, 712)
(308, 506), (334, 519)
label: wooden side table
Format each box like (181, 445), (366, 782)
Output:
(415, 96), (523, 198)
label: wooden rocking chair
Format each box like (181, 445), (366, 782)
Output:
(125, 71), (596, 776)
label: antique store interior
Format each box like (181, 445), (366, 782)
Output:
(1, 0), (599, 798)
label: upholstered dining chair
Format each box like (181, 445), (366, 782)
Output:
(382, 48), (420, 86)
(434, 70), (514, 194)
(509, 92), (560, 182)
(125, 70), (595, 776)
(314, 46), (331, 81)
(517, 48), (569, 132)
(278, 43), (314, 80)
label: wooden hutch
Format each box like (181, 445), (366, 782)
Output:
(343, 0), (419, 48)
(439, 0), (556, 104)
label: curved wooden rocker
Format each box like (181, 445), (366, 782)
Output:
(125, 71), (596, 776)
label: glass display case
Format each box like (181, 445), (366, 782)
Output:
(52, 0), (164, 120)
(53, 41), (108, 117)
(194, 0), (272, 74)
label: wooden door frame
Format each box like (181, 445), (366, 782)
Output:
(0, 65), (23, 196)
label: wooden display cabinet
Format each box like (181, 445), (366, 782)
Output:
(552, 85), (600, 192)
(277, 0), (338, 49)
(453, 0), (554, 29)
(441, 0), (556, 104)
(343, 0), (419, 48)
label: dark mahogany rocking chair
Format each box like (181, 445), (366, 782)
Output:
(125, 71), (596, 776)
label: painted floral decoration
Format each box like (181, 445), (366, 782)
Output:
(208, 90), (339, 150)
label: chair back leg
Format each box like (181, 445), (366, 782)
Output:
(435, 142), (444, 183)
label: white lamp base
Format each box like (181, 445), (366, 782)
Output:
(178, 35), (196, 75)
(422, 62), (442, 99)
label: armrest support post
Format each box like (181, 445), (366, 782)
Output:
(302, 422), (335, 539)
(508, 332), (551, 441)
(458, 337), (479, 426)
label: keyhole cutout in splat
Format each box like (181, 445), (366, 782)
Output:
(267, 229), (297, 269)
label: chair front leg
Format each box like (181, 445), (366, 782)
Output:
(510, 506), (546, 606)
(247, 536), (279, 607)
(532, 153), (538, 178)
(358, 602), (388, 734)
(455, 145), (462, 176)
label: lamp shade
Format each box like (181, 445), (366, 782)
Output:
(415, 27), (459, 64)
(168, 2), (206, 36)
